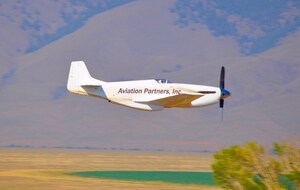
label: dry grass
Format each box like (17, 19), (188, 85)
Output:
(0, 148), (221, 190)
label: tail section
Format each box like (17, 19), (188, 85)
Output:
(67, 61), (105, 95)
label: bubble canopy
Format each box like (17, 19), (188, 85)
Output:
(155, 79), (172, 84)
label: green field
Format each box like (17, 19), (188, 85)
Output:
(70, 171), (216, 186)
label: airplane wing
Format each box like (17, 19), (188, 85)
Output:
(133, 92), (203, 108)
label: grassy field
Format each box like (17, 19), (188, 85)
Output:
(70, 171), (216, 185)
(0, 148), (221, 190)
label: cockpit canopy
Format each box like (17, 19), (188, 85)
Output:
(155, 79), (172, 84)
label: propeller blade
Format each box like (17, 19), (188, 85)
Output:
(219, 99), (224, 108)
(219, 66), (226, 122)
(220, 66), (225, 89)
(219, 66), (225, 110)
(219, 66), (230, 121)
(220, 107), (224, 122)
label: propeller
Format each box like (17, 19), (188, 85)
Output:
(219, 66), (231, 120)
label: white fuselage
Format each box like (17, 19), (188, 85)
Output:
(81, 79), (221, 111)
(67, 61), (228, 111)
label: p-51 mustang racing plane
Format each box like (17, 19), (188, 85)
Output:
(67, 61), (230, 111)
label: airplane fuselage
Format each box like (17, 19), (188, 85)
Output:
(79, 79), (221, 111)
(67, 61), (230, 111)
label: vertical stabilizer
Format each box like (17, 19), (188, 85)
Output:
(67, 61), (104, 95)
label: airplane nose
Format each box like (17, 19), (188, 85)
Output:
(221, 89), (231, 99)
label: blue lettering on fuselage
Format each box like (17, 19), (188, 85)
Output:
(117, 88), (172, 94)
(118, 88), (143, 94)
(144, 88), (170, 94)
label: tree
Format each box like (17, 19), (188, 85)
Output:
(212, 144), (264, 190)
(211, 142), (299, 190)
(273, 143), (300, 189)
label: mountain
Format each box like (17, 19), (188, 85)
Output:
(0, 0), (299, 151)
(0, 0), (134, 76)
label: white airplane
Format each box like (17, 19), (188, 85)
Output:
(67, 61), (230, 111)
